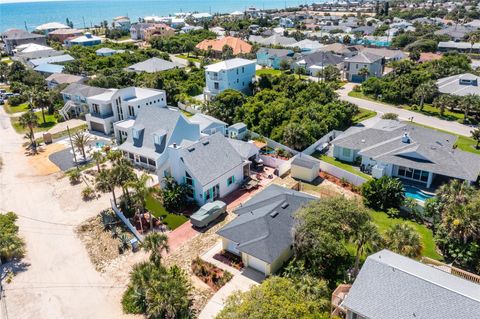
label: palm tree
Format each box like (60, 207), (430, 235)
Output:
(358, 67), (370, 82)
(127, 173), (154, 230)
(95, 168), (118, 206)
(437, 179), (475, 208)
(72, 131), (93, 161)
(469, 32), (480, 53)
(113, 158), (135, 204)
(413, 80), (438, 110)
(92, 151), (103, 172)
(433, 94), (455, 116)
(471, 128), (480, 149)
(142, 232), (170, 266)
(459, 94), (479, 123)
(33, 91), (50, 124)
(19, 111), (39, 151)
(384, 224), (423, 258)
(351, 221), (382, 277)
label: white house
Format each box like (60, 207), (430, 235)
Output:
(204, 58), (256, 100)
(86, 87), (166, 135)
(165, 133), (259, 205)
(331, 119), (480, 188)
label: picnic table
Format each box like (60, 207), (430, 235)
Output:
(243, 178), (260, 191)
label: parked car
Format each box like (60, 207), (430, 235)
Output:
(190, 200), (227, 228)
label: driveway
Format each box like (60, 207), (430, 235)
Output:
(338, 83), (474, 137)
(0, 107), (132, 318)
(198, 242), (264, 319)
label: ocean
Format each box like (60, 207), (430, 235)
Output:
(0, 0), (311, 32)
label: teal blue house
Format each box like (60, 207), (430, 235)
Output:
(256, 48), (294, 70)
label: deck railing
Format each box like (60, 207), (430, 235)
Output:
(422, 257), (480, 284)
(331, 284), (351, 317)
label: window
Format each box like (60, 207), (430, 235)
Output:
(227, 176), (235, 186)
(214, 82), (219, 90)
(153, 134), (163, 145)
(184, 172), (194, 186)
(148, 158), (155, 166)
(237, 79), (239, 83)
(242, 67), (244, 73)
(342, 147), (351, 158)
(140, 156), (147, 163)
(128, 105), (135, 117)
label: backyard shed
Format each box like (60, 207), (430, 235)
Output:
(291, 155), (320, 182)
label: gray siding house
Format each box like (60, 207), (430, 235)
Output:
(344, 52), (383, 83)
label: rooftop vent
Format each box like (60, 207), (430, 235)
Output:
(281, 202), (289, 209)
(202, 141), (210, 146)
(401, 133), (410, 144)
(187, 147), (195, 152)
(270, 211), (279, 218)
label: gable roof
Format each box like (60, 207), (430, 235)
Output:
(333, 119), (480, 181)
(361, 47), (405, 60)
(61, 83), (110, 98)
(342, 249), (480, 319)
(189, 113), (227, 132)
(29, 54), (74, 66)
(34, 64), (64, 74)
(178, 133), (244, 186)
(295, 51), (344, 68)
(227, 139), (259, 160)
(249, 34), (297, 46)
(126, 57), (183, 73)
(436, 73), (480, 96)
(118, 107), (200, 160)
(2, 29), (46, 40)
(257, 47), (293, 58)
(345, 52), (383, 64)
(196, 36), (252, 55)
(45, 73), (84, 84)
(286, 39), (323, 51)
(217, 184), (316, 263)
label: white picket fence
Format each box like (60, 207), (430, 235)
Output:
(318, 161), (367, 186)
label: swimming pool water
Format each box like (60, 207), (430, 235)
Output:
(404, 185), (434, 202)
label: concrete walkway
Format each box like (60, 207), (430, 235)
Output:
(198, 242), (263, 319)
(337, 83), (475, 137)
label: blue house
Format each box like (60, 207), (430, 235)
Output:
(256, 48), (294, 70)
(65, 32), (101, 48)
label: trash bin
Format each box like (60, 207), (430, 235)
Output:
(43, 132), (53, 144)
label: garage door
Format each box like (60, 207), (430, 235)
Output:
(248, 255), (266, 274)
(226, 241), (240, 255)
(351, 74), (365, 83)
(90, 122), (105, 133)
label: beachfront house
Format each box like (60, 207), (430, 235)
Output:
(331, 119), (480, 189)
(217, 184), (316, 276)
(85, 87), (166, 135)
(203, 58), (256, 100)
(332, 249), (480, 319)
(1, 29), (47, 54)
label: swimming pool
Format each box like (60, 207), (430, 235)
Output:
(404, 185), (434, 202)
(95, 141), (107, 148)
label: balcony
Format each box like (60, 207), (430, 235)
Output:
(331, 284), (351, 317)
(421, 257), (480, 284)
(90, 111), (114, 119)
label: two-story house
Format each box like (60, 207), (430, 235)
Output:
(256, 48), (294, 70)
(86, 87), (166, 135)
(60, 83), (110, 120)
(203, 58), (256, 101)
(344, 52), (384, 83)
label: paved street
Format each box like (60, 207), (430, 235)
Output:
(0, 107), (132, 319)
(338, 83), (475, 137)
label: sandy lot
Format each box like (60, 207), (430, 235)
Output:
(0, 107), (136, 318)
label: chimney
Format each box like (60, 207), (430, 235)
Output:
(401, 133), (410, 143)
(172, 142), (177, 148)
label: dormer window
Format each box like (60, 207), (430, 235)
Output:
(153, 133), (163, 145)
(459, 78), (477, 86)
(132, 128), (140, 139)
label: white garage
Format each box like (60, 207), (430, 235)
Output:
(247, 255), (267, 274)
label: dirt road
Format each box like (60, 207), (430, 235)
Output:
(0, 107), (133, 318)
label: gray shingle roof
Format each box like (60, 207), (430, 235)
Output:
(333, 120), (480, 181)
(178, 133), (244, 186)
(257, 47), (293, 58)
(249, 34), (297, 46)
(436, 73), (480, 96)
(189, 113), (227, 132)
(118, 107), (200, 160)
(295, 51), (344, 68)
(61, 83), (109, 98)
(342, 249), (480, 319)
(217, 184), (316, 263)
(126, 57), (183, 73)
(2, 29), (46, 40)
(227, 139), (259, 160)
(345, 52), (383, 64)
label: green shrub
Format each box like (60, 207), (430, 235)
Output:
(68, 170), (81, 184)
(8, 95), (27, 106)
(121, 286), (145, 314)
(361, 176), (405, 211)
(381, 112), (399, 120)
(81, 186), (95, 200)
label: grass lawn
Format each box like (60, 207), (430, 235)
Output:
(353, 107), (377, 124)
(177, 54), (201, 63)
(11, 111), (58, 134)
(255, 68), (283, 76)
(145, 193), (188, 230)
(35, 124), (88, 144)
(4, 102), (30, 114)
(311, 152), (372, 180)
(370, 210), (443, 261)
